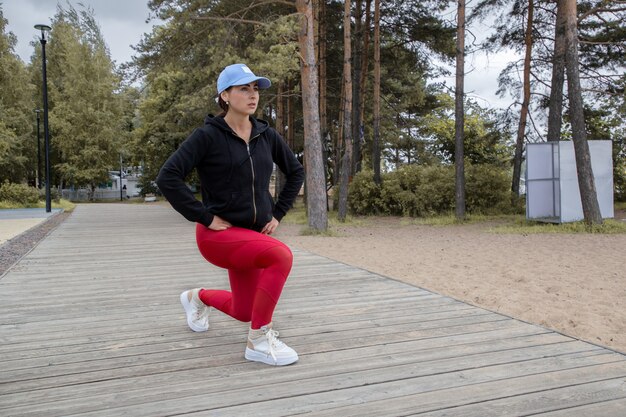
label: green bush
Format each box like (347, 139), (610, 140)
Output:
(414, 165), (455, 215)
(378, 171), (403, 214)
(347, 163), (513, 217)
(39, 186), (61, 203)
(465, 164), (515, 214)
(380, 165), (455, 216)
(0, 181), (40, 205)
(347, 170), (383, 215)
(615, 160), (625, 202)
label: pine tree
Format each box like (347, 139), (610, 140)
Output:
(0, 8), (35, 184)
(39, 5), (126, 198)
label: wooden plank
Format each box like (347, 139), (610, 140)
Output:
(0, 310), (497, 372)
(0, 345), (612, 416)
(203, 359), (626, 417)
(0, 332), (570, 410)
(415, 379), (626, 416)
(531, 397), (626, 417)
(0, 313), (513, 384)
(0, 306), (487, 364)
(1, 204), (625, 416)
(0, 320), (540, 395)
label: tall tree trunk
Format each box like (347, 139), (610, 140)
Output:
(562, 0), (602, 225)
(406, 111), (412, 164)
(338, 0), (353, 222)
(360, 0), (371, 134)
(454, 0), (466, 220)
(275, 82), (286, 199)
(512, 0), (534, 198)
(372, 0), (381, 185)
(287, 79), (294, 149)
(296, 0), (328, 231)
(318, 0), (330, 204)
(318, 0), (327, 140)
(547, 0), (567, 142)
(335, 72), (345, 186)
(352, 0), (363, 175)
(287, 79), (297, 203)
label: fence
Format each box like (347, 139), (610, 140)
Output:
(61, 189), (127, 201)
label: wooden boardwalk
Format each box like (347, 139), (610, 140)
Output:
(1, 204), (625, 416)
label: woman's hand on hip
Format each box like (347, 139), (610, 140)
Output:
(261, 217), (279, 235)
(208, 215), (232, 231)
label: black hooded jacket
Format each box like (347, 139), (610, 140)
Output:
(156, 115), (304, 232)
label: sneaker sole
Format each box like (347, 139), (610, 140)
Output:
(180, 291), (209, 332)
(244, 347), (298, 366)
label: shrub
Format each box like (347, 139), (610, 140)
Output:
(347, 163), (513, 217)
(465, 164), (515, 214)
(378, 165), (454, 217)
(38, 186), (61, 203)
(414, 165), (455, 215)
(378, 171), (403, 215)
(0, 181), (40, 205)
(347, 170), (383, 215)
(615, 157), (626, 202)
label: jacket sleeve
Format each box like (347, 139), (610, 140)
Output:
(270, 129), (305, 221)
(156, 129), (214, 227)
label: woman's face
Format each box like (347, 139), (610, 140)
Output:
(221, 82), (259, 116)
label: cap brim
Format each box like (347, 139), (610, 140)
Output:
(230, 75), (271, 90)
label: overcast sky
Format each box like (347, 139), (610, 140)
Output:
(3, 0), (157, 66)
(3, 0), (517, 108)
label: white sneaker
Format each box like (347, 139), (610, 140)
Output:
(245, 324), (298, 366)
(180, 289), (209, 332)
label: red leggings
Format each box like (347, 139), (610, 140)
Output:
(195, 224), (293, 329)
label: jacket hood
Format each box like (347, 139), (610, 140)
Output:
(204, 114), (270, 136)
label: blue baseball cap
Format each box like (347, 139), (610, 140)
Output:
(217, 64), (271, 94)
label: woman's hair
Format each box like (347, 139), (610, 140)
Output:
(217, 90), (230, 117)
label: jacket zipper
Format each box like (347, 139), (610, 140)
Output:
(247, 134), (260, 225)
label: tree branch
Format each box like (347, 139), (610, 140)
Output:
(578, 0), (626, 23)
(525, 105), (543, 140)
(582, 88), (624, 96)
(191, 16), (270, 26)
(579, 39), (626, 45)
(226, 0), (296, 19)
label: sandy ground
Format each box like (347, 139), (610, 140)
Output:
(275, 216), (626, 354)
(0, 219), (46, 244)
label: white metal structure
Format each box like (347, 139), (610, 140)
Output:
(526, 140), (614, 223)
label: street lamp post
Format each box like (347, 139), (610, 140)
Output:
(35, 24), (52, 213)
(34, 109), (42, 189)
(120, 154), (124, 202)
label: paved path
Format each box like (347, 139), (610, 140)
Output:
(0, 208), (62, 244)
(0, 204), (625, 416)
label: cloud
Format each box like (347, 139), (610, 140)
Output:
(3, 0), (157, 65)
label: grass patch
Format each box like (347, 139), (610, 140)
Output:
(281, 202), (308, 225)
(388, 210), (626, 234)
(328, 212), (365, 227)
(403, 213), (520, 226)
(282, 200), (626, 235)
(0, 199), (76, 212)
(281, 201), (364, 228)
(490, 218), (626, 234)
(299, 227), (339, 237)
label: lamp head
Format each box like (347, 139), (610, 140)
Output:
(34, 24), (52, 32)
(34, 24), (51, 41)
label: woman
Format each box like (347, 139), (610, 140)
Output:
(156, 63), (304, 366)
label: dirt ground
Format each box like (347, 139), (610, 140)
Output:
(276, 213), (626, 354)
